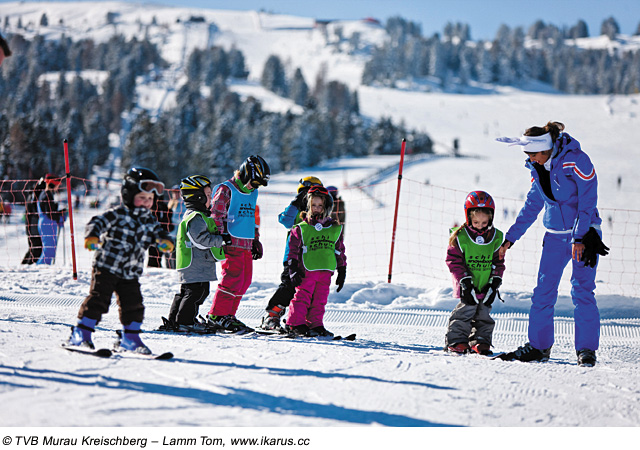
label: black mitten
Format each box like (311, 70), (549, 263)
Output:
(288, 259), (304, 287)
(459, 277), (478, 305)
(251, 239), (263, 260)
(335, 266), (346, 292)
(484, 277), (502, 306)
(220, 233), (232, 246)
(291, 188), (309, 210)
(580, 227), (609, 268)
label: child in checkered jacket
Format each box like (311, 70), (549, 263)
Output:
(65, 167), (174, 354)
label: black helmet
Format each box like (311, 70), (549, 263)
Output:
(121, 167), (164, 208)
(238, 155), (270, 187)
(306, 185), (334, 219)
(180, 175), (212, 210)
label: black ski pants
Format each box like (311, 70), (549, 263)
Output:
(265, 264), (295, 311)
(78, 268), (144, 326)
(169, 282), (210, 325)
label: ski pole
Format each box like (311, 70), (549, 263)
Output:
(63, 139), (78, 280)
(388, 138), (406, 283)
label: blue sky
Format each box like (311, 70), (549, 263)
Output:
(112, 0), (640, 40)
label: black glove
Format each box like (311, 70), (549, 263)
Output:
(220, 233), (232, 246)
(251, 239), (263, 260)
(580, 227), (609, 268)
(289, 259), (304, 287)
(291, 188), (308, 210)
(459, 277), (478, 306)
(484, 276), (502, 306)
(335, 266), (346, 292)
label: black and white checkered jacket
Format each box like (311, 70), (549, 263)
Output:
(86, 205), (170, 280)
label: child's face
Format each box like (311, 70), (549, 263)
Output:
(470, 211), (490, 230)
(204, 186), (212, 209)
(310, 196), (325, 216)
(133, 192), (154, 209)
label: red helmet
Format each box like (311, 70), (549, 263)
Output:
(464, 191), (495, 226)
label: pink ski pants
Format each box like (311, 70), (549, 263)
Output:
(208, 247), (253, 316)
(287, 270), (332, 328)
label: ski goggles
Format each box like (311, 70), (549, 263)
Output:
(139, 179), (165, 196)
(299, 178), (322, 188)
(307, 185), (330, 196)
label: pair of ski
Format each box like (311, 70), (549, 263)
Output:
(444, 349), (505, 359)
(61, 343), (173, 360)
(254, 329), (357, 341)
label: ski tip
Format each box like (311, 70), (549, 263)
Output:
(61, 344), (112, 358)
(343, 333), (357, 341)
(155, 352), (174, 360)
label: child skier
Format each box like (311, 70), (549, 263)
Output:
(206, 155), (269, 333)
(162, 175), (231, 332)
(445, 191), (505, 355)
(286, 185), (347, 337)
(65, 167), (174, 354)
(36, 174), (67, 264)
(259, 176), (323, 331)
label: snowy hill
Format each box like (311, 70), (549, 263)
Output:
(1, 1), (640, 433)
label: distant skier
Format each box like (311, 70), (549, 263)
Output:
(445, 191), (505, 355)
(496, 121), (608, 367)
(36, 174), (67, 265)
(205, 155), (269, 333)
(285, 185), (347, 337)
(161, 175), (230, 332)
(21, 177), (46, 264)
(259, 176), (323, 332)
(65, 167), (174, 354)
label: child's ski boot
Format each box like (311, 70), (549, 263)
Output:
(115, 322), (152, 355)
(66, 317), (97, 349)
(259, 306), (285, 331)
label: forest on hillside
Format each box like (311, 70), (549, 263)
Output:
(1, 11), (639, 186)
(0, 28), (431, 186)
(363, 16), (640, 94)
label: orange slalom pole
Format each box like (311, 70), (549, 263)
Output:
(63, 139), (78, 280)
(388, 138), (406, 283)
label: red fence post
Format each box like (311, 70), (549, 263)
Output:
(388, 138), (406, 283)
(63, 139), (78, 280)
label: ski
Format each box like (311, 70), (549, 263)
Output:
(254, 329), (287, 336)
(61, 344), (112, 358)
(339, 333), (357, 341)
(257, 331), (356, 341)
(112, 350), (174, 360)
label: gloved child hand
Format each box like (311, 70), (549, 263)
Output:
(84, 236), (100, 251)
(288, 259), (304, 287)
(460, 277), (478, 305)
(484, 276), (502, 306)
(220, 233), (232, 246)
(335, 266), (346, 292)
(291, 188), (309, 210)
(156, 238), (175, 253)
(252, 239), (263, 260)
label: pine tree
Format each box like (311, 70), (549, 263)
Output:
(290, 68), (309, 106)
(261, 54), (288, 96)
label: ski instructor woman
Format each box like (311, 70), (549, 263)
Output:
(496, 121), (608, 367)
